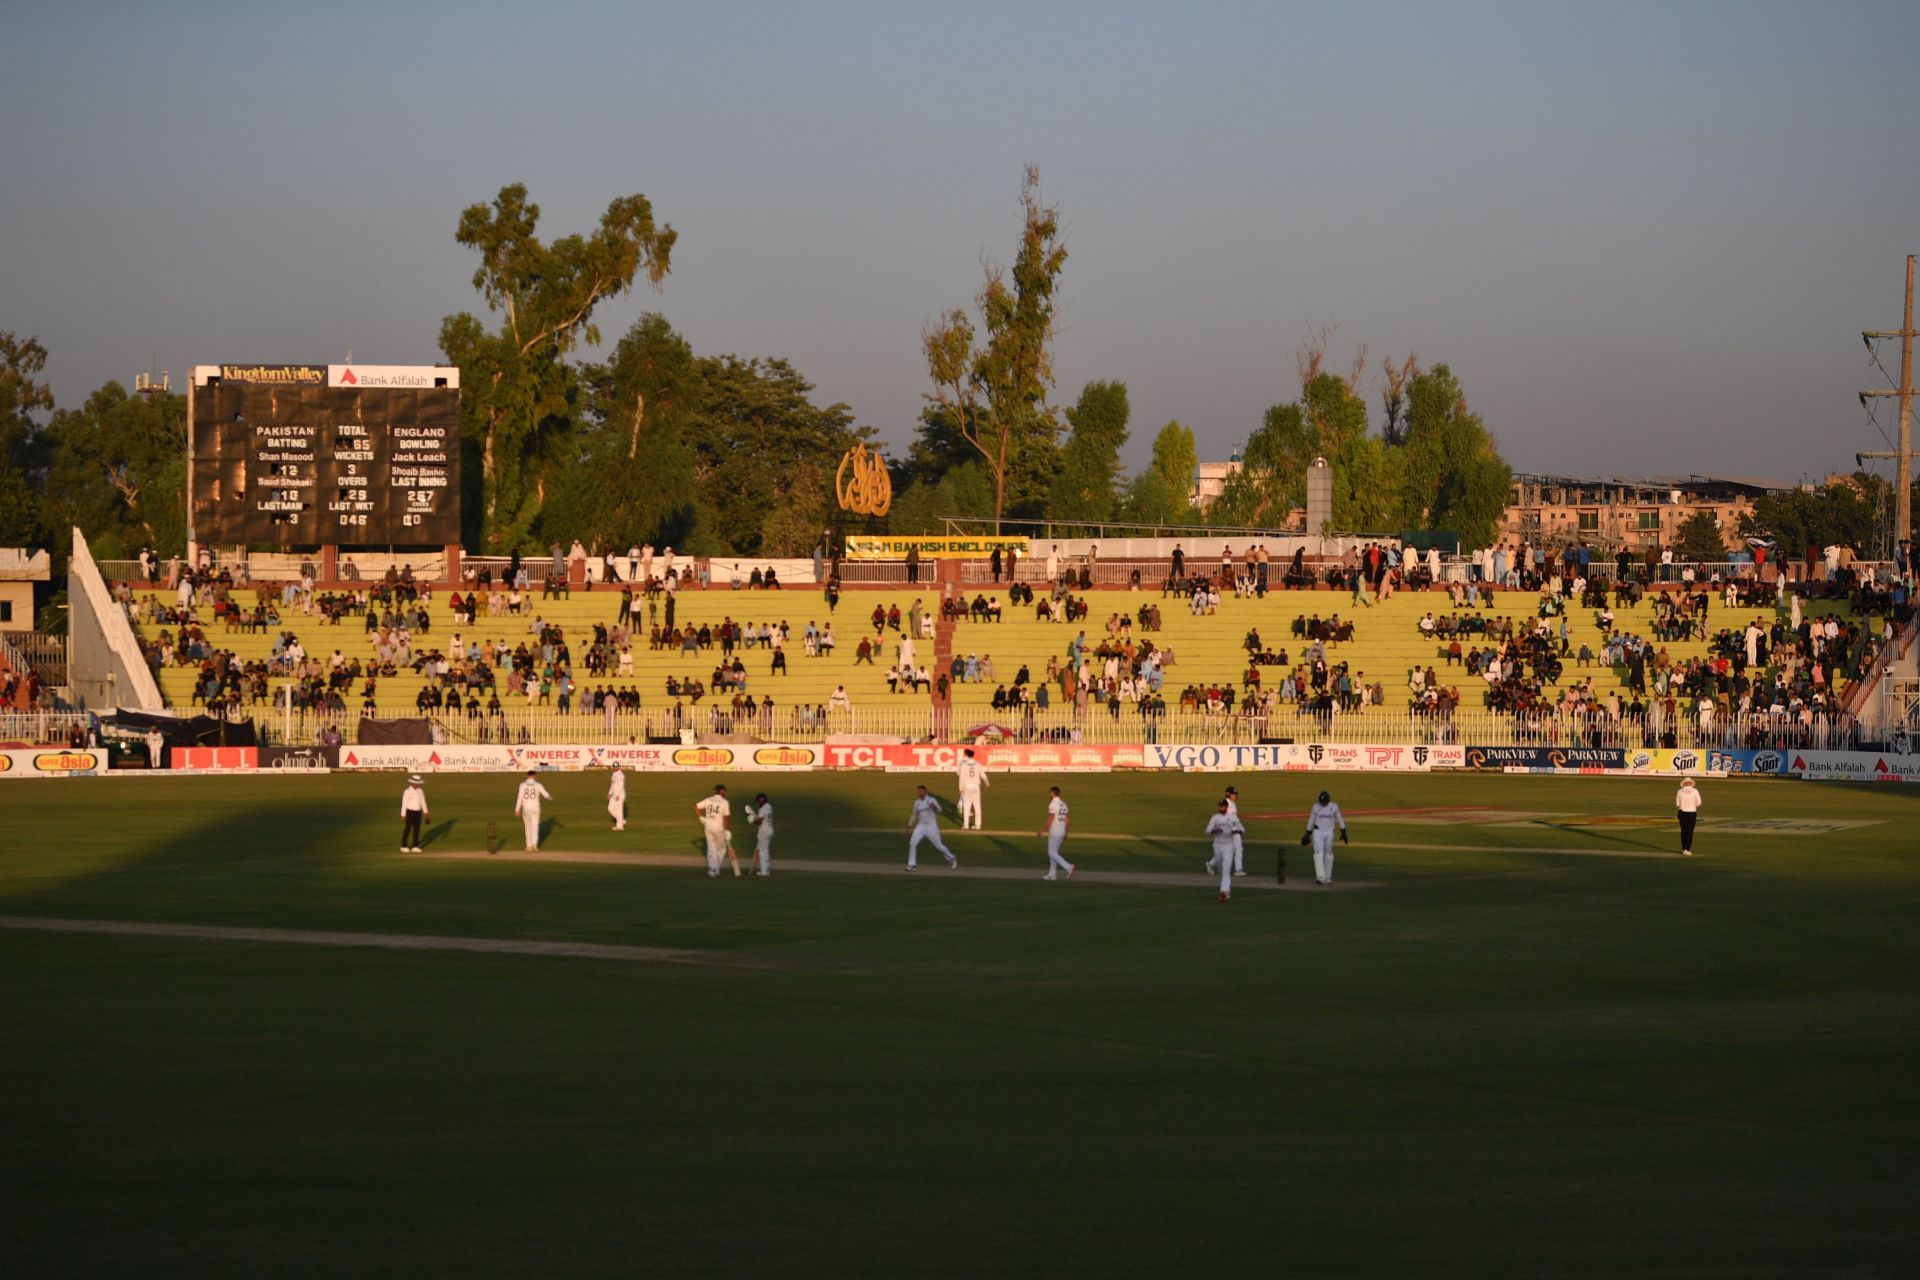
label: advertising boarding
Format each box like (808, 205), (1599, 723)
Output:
(336, 743), (824, 772)
(0, 748), (108, 778)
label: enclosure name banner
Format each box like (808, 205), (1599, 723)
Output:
(841, 536), (1031, 560)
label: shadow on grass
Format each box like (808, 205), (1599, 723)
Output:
(1525, 819), (1666, 851)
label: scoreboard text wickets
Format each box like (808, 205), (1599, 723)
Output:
(189, 364), (461, 546)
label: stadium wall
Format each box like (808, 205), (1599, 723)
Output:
(66, 529), (163, 712)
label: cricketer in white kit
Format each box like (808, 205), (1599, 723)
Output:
(955, 748), (990, 829)
(1205, 786), (1245, 877)
(696, 783), (739, 877)
(606, 765), (627, 831)
(514, 771), (553, 851)
(1302, 789), (1348, 884)
(905, 785), (958, 870)
(747, 792), (774, 876)
(1038, 786), (1074, 880)
(1206, 799), (1246, 900)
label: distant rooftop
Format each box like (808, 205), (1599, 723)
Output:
(1512, 472), (1786, 495)
(0, 548), (51, 581)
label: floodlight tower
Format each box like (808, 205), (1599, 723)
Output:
(1861, 255), (1915, 554)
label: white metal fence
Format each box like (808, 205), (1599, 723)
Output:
(237, 703), (1862, 752)
(0, 700), (1866, 753)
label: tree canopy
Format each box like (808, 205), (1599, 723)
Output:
(41, 379), (187, 560)
(1208, 343), (1510, 544)
(1674, 509), (1732, 561)
(9, 178), (1544, 575)
(1046, 380), (1130, 527)
(921, 166), (1068, 529)
(440, 184), (677, 550)
(0, 332), (54, 549)
(1396, 363), (1512, 550)
(1739, 472), (1912, 556)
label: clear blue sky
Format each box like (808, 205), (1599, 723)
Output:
(4, 0), (1918, 485)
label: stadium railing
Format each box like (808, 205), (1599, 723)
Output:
(0, 710), (91, 745)
(247, 704), (1861, 752)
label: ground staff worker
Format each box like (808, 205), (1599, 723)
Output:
(400, 775), (428, 852)
(1676, 776), (1702, 856)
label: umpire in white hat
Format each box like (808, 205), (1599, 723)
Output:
(401, 775), (429, 852)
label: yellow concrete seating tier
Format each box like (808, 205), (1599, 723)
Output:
(942, 587), (1863, 708)
(128, 584), (1865, 718)
(128, 589), (939, 714)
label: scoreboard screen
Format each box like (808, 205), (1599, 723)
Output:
(189, 363), (461, 546)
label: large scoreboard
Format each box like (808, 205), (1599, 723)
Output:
(188, 363), (461, 546)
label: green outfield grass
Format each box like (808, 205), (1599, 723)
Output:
(3, 770), (1917, 1278)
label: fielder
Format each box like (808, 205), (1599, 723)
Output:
(748, 791), (774, 876)
(696, 783), (739, 877)
(905, 785), (958, 870)
(400, 774), (429, 852)
(956, 748), (991, 829)
(606, 765), (627, 831)
(1676, 776), (1701, 856)
(1205, 797), (1245, 901)
(514, 770), (553, 852)
(1037, 786), (1074, 880)
(1301, 789), (1348, 885)
(1205, 785), (1245, 877)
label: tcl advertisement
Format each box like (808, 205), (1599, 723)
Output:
(822, 741), (1144, 772)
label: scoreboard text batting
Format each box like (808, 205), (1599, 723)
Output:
(189, 364), (461, 546)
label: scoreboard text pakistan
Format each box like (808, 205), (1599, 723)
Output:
(189, 363), (461, 546)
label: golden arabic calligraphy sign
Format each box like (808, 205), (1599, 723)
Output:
(835, 443), (892, 517)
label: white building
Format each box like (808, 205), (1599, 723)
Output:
(1190, 450), (1242, 512)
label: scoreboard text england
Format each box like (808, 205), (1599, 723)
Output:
(189, 364), (461, 546)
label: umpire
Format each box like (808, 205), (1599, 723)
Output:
(401, 775), (429, 852)
(1675, 776), (1701, 857)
